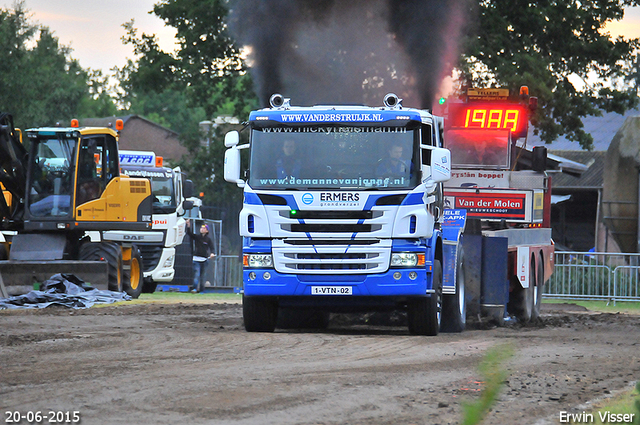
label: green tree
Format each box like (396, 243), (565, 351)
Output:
(117, 1), (257, 243)
(0, 2), (116, 129)
(460, 0), (640, 149)
(150, 0), (255, 117)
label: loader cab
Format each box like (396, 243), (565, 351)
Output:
(25, 128), (120, 221)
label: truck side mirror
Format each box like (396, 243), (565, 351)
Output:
(183, 179), (194, 199)
(182, 200), (194, 211)
(224, 146), (245, 187)
(225, 131), (239, 147)
(428, 146), (451, 183)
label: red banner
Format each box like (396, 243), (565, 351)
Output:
(445, 191), (527, 219)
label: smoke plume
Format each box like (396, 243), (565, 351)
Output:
(228, 0), (470, 109)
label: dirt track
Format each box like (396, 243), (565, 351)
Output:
(1, 301), (639, 425)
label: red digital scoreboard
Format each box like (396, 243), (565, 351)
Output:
(446, 103), (529, 139)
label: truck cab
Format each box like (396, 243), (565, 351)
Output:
(225, 94), (453, 334)
(119, 150), (193, 292)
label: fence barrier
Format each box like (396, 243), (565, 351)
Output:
(207, 255), (243, 289)
(545, 251), (640, 303)
(178, 248), (640, 299)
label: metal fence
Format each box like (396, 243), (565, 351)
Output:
(204, 255), (243, 290)
(168, 218), (243, 291)
(545, 251), (640, 303)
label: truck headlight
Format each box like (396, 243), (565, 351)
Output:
(243, 253), (273, 268)
(163, 255), (175, 268)
(390, 253), (425, 267)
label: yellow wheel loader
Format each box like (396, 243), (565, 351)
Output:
(0, 113), (151, 297)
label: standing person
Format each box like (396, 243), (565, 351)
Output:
(186, 219), (216, 293)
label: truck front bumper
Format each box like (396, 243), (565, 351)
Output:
(243, 267), (434, 297)
(143, 248), (176, 282)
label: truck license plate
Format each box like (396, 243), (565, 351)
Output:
(311, 286), (352, 295)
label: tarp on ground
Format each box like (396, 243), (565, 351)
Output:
(0, 273), (131, 309)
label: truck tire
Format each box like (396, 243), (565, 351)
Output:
(141, 279), (157, 294)
(123, 245), (144, 299)
(277, 308), (330, 330)
(407, 259), (442, 336)
(508, 259), (535, 322)
(531, 255), (544, 320)
(0, 244), (8, 260)
(243, 295), (278, 332)
(79, 242), (122, 292)
(442, 248), (466, 333)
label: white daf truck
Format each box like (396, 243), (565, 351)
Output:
(119, 150), (193, 293)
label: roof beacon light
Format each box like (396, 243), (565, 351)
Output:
(115, 119), (124, 131)
(155, 156), (163, 167)
(520, 85), (529, 96)
(383, 93), (402, 108)
(270, 93), (290, 108)
(70, 119), (79, 128)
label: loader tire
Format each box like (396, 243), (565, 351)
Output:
(123, 245), (143, 299)
(79, 242), (123, 292)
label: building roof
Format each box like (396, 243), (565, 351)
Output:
(79, 115), (187, 163)
(547, 150), (605, 190)
(80, 115), (179, 137)
(527, 108), (640, 151)
(512, 146), (599, 189)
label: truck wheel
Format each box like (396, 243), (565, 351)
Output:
(408, 259), (442, 336)
(508, 260), (535, 322)
(531, 255), (544, 320)
(141, 279), (157, 294)
(243, 295), (278, 332)
(123, 245), (144, 299)
(79, 242), (122, 292)
(442, 248), (466, 333)
(0, 244), (8, 260)
(277, 308), (330, 330)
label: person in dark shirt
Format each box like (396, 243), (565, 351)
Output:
(186, 219), (216, 293)
(276, 139), (302, 179)
(376, 144), (409, 177)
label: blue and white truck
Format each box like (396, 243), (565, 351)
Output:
(224, 94), (463, 335)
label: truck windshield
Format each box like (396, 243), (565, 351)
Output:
(121, 167), (176, 214)
(28, 137), (75, 217)
(151, 176), (177, 214)
(248, 126), (418, 190)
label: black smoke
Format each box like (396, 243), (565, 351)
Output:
(228, 0), (470, 109)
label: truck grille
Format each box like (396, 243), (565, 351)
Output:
(137, 245), (163, 272)
(289, 223), (377, 233)
(272, 239), (390, 274)
(278, 209), (384, 235)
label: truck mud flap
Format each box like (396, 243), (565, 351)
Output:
(480, 236), (509, 322)
(0, 261), (108, 296)
(461, 235), (509, 320)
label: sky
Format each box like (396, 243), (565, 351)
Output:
(3, 0), (178, 75)
(3, 1), (640, 77)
